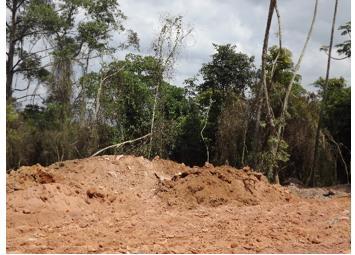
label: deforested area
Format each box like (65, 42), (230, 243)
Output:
(6, 0), (351, 253)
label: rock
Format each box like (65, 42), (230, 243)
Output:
(204, 162), (213, 168)
(230, 243), (238, 248)
(323, 190), (336, 197)
(22, 209), (31, 214)
(39, 196), (48, 202)
(253, 172), (263, 181)
(242, 166), (251, 172)
(107, 194), (116, 203)
(86, 188), (104, 199)
(115, 155), (124, 161)
(79, 223), (88, 228)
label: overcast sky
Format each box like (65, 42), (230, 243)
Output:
(117, 0), (351, 90)
(12, 0), (352, 105)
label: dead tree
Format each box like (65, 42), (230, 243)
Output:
(148, 15), (192, 158)
(309, 0), (338, 186)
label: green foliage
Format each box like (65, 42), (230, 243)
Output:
(336, 21), (351, 58)
(314, 77), (351, 183)
(199, 44), (256, 97)
(260, 137), (289, 181)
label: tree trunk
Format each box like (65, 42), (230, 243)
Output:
(309, 0), (338, 187)
(260, 0), (277, 129)
(252, 0), (276, 169)
(252, 84), (263, 166)
(269, 0), (319, 184)
(6, 0), (18, 101)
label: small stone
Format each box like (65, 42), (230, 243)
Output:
(39, 196), (48, 202)
(204, 162), (213, 168)
(242, 166), (251, 172)
(230, 243), (238, 248)
(79, 223), (88, 228)
(115, 155), (124, 161)
(22, 209), (31, 214)
(108, 195), (116, 203)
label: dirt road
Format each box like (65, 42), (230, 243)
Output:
(6, 155), (351, 253)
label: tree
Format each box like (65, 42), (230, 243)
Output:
(258, 0), (318, 183)
(310, 0), (338, 186)
(313, 77), (350, 184)
(196, 44), (256, 165)
(199, 44), (255, 98)
(6, 0), (61, 100)
(149, 15), (192, 157)
(252, 0), (277, 166)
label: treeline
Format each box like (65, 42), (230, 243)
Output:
(6, 0), (350, 186)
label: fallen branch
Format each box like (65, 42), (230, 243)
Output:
(91, 133), (151, 157)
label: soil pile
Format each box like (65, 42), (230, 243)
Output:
(6, 155), (350, 253)
(157, 165), (294, 209)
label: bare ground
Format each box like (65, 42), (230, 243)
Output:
(6, 155), (351, 253)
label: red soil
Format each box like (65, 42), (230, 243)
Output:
(6, 155), (350, 253)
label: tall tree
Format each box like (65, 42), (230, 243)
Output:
(309, 0), (338, 186)
(197, 44), (255, 165)
(6, 0), (61, 100)
(149, 15), (192, 157)
(266, 0), (319, 183)
(252, 0), (276, 165)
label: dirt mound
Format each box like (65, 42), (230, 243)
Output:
(6, 155), (350, 253)
(157, 165), (294, 209)
(7, 164), (55, 192)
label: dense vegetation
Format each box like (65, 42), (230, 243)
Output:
(6, 0), (350, 186)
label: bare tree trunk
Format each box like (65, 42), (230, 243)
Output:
(270, 0), (319, 184)
(201, 97), (213, 163)
(79, 51), (91, 128)
(148, 80), (160, 158)
(148, 16), (192, 158)
(260, 0), (277, 130)
(252, 0), (276, 168)
(241, 104), (250, 166)
(6, 0), (18, 101)
(270, 2), (282, 80)
(309, 0), (338, 187)
(252, 83), (263, 166)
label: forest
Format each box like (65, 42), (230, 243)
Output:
(6, 0), (351, 187)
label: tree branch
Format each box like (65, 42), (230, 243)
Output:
(324, 130), (349, 184)
(91, 133), (151, 157)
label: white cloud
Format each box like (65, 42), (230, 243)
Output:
(119, 0), (351, 89)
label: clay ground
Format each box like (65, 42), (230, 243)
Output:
(6, 155), (351, 253)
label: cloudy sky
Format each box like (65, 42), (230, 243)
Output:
(117, 0), (351, 90)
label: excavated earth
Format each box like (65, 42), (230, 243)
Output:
(6, 155), (351, 253)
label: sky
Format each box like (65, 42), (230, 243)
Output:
(12, 0), (352, 104)
(116, 0), (351, 90)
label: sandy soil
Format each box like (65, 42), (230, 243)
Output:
(6, 155), (351, 253)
